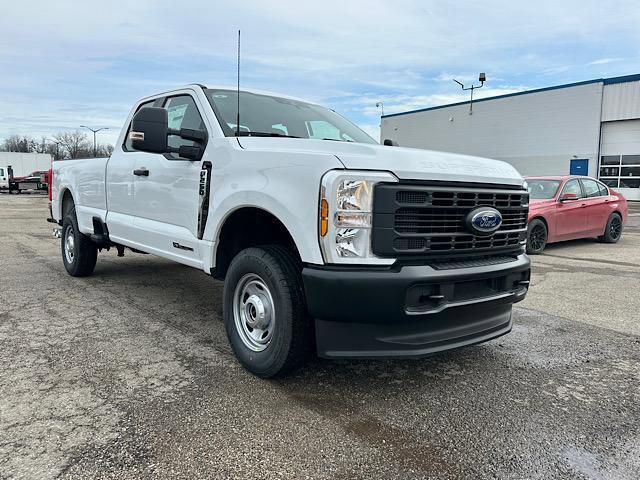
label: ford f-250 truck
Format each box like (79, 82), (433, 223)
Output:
(50, 85), (530, 378)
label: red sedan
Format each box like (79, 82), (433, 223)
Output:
(525, 176), (628, 254)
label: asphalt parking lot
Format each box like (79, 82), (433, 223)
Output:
(1, 194), (639, 480)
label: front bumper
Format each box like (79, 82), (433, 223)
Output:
(302, 254), (530, 358)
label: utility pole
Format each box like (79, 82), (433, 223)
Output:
(80, 125), (109, 157)
(452, 73), (486, 115)
(43, 138), (62, 160)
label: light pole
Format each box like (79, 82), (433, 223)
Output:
(80, 125), (109, 157)
(452, 73), (486, 115)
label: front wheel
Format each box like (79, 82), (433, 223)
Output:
(526, 219), (548, 255)
(61, 209), (98, 277)
(598, 213), (623, 243)
(223, 246), (312, 378)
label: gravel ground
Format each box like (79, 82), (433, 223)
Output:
(1, 194), (639, 480)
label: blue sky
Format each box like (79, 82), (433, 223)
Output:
(1, 0), (639, 144)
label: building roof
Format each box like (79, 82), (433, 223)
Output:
(382, 73), (640, 119)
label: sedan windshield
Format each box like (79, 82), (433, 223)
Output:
(204, 89), (377, 144)
(527, 179), (562, 199)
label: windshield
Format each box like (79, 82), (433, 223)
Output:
(204, 89), (377, 144)
(527, 179), (562, 199)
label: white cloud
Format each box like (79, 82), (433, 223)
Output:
(588, 58), (624, 65)
(1, 0), (640, 142)
(350, 86), (529, 117)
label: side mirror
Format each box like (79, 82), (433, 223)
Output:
(130, 107), (206, 160)
(383, 139), (399, 146)
(559, 192), (578, 202)
(130, 107), (168, 153)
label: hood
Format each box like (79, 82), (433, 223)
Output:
(237, 138), (524, 187)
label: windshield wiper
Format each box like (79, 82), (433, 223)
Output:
(322, 138), (354, 142)
(234, 131), (300, 138)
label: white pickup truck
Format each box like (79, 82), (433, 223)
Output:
(50, 85), (530, 378)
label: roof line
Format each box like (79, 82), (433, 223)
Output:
(382, 73), (640, 119)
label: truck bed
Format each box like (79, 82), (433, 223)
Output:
(52, 157), (109, 229)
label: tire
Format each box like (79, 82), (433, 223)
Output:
(598, 213), (623, 243)
(526, 218), (547, 255)
(61, 208), (98, 277)
(223, 246), (312, 378)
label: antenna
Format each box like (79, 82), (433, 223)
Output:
(236, 29), (241, 136)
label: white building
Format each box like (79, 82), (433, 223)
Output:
(381, 74), (640, 201)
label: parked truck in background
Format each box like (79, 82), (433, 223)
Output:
(1, 153), (52, 193)
(49, 84), (531, 378)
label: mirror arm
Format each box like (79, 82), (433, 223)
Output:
(166, 145), (202, 161)
(167, 127), (206, 143)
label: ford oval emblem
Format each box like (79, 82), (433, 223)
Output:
(466, 207), (503, 236)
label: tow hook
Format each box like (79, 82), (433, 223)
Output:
(52, 227), (62, 239)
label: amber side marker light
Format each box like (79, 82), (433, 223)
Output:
(320, 198), (329, 237)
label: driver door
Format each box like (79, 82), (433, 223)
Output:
(129, 94), (208, 264)
(555, 179), (588, 240)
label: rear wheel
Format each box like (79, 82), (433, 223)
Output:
(61, 208), (98, 277)
(223, 246), (312, 378)
(526, 219), (547, 255)
(598, 213), (623, 243)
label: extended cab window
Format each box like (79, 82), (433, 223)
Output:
(163, 95), (207, 160)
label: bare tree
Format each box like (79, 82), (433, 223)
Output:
(95, 143), (114, 157)
(2, 135), (38, 152)
(53, 130), (91, 159)
(1, 132), (113, 159)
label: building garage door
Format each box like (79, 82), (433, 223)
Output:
(599, 120), (640, 201)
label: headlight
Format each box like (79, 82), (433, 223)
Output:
(319, 170), (397, 264)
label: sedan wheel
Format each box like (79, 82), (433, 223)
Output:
(526, 219), (547, 255)
(598, 213), (623, 244)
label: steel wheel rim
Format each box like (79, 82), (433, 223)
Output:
(232, 273), (275, 352)
(64, 225), (75, 264)
(610, 217), (622, 239)
(530, 225), (546, 251)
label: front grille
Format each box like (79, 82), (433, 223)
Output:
(394, 207), (528, 234)
(372, 183), (529, 258)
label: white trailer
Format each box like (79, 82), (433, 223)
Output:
(0, 152), (52, 192)
(0, 152), (52, 178)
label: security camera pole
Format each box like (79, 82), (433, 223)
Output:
(453, 73), (486, 115)
(80, 126), (109, 157)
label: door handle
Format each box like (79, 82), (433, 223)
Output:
(133, 168), (149, 177)
(580, 203), (587, 208)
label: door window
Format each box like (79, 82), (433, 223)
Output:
(561, 179), (583, 198)
(0, 168), (4, 176)
(581, 179), (602, 198)
(597, 182), (609, 196)
(124, 100), (156, 151)
(163, 95), (207, 160)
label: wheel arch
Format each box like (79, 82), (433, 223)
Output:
(211, 205), (301, 280)
(60, 187), (75, 218)
(529, 214), (551, 240)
